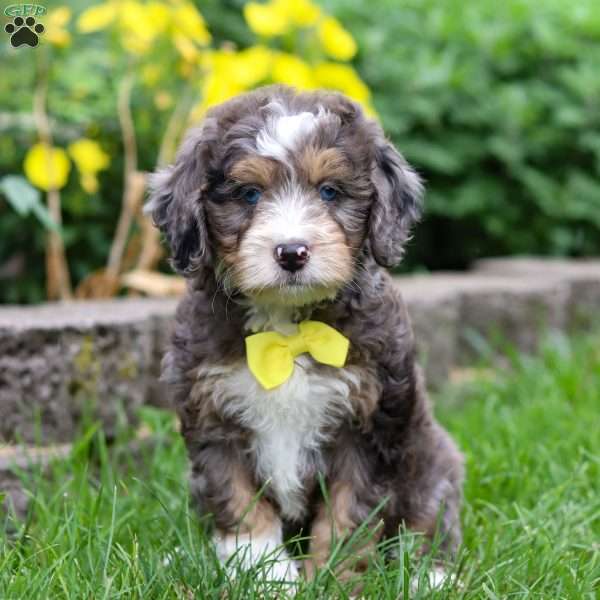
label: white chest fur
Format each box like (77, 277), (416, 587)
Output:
(213, 356), (358, 520)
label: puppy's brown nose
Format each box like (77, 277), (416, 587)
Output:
(275, 242), (310, 272)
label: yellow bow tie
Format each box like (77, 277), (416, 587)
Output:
(245, 320), (350, 390)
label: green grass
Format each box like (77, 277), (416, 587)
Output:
(1, 332), (599, 599)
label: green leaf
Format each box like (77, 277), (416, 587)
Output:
(0, 175), (58, 231)
(401, 140), (463, 174)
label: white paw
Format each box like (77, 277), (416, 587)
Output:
(263, 555), (299, 582)
(427, 566), (448, 589)
(410, 566), (450, 593)
(215, 527), (298, 582)
(161, 545), (181, 567)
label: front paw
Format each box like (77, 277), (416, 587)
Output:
(304, 559), (367, 597)
(265, 555), (299, 582)
(215, 529), (298, 582)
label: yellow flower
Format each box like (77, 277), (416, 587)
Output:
(146, 1), (171, 31)
(68, 139), (110, 173)
(171, 1), (211, 45)
(313, 62), (370, 102)
(120, 1), (161, 55)
(173, 33), (199, 62)
(205, 73), (244, 106)
(79, 173), (100, 194)
(77, 2), (118, 33)
(171, 2), (211, 63)
(244, 1), (289, 37)
(44, 7), (72, 47)
(272, 52), (315, 89)
(244, 0), (319, 36)
(24, 144), (71, 191)
(78, 1), (176, 56)
(277, 0), (321, 27)
(206, 46), (272, 89)
(313, 62), (376, 115)
(318, 16), (357, 61)
(234, 45), (273, 87)
(191, 46), (272, 119)
(68, 139), (110, 194)
(192, 70), (244, 120)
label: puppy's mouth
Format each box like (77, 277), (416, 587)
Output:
(279, 271), (314, 287)
(245, 273), (342, 307)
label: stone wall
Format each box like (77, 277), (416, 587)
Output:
(402, 258), (599, 385)
(0, 298), (177, 444)
(0, 258), (598, 490)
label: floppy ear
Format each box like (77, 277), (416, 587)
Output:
(145, 121), (217, 276)
(369, 135), (424, 268)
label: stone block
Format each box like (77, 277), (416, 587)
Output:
(398, 273), (569, 365)
(0, 298), (177, 444)
(398, 281), (460, 388)
(0, 443), (72, 523)
(474, 257), (600, 331)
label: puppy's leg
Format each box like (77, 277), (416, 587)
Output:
(305, 438), (383, 586)
(404, 426), (463, 559)
(304, 424), (462, 589)
(189, 442), (298, 581)
(213, 471), (298, 582)
(305, 481), (381, 583)
(397, 425), (464, 590)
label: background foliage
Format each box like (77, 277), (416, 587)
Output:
(2, 0), (600, 303)
(328, 0), (600, 271)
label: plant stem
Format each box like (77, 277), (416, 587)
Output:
(134, 81), (195, 273)
(156, 82), (194, 168)
(33, 48), (72, 301)
(106, 68), (140, 280)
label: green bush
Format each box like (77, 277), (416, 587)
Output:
(327, 0), (600, 270)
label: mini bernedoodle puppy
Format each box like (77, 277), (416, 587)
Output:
(148, 85), (464, 586)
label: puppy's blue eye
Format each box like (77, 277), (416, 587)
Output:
(319, 185), (337, 201)
(243, 188), (262, 205)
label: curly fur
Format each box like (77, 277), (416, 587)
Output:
(147, 85), (463, 581)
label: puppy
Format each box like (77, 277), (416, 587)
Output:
(147, 85), (463, 584)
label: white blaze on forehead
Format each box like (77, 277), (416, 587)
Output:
(256, 111), (320, 162)
(260, 183), (315, 242)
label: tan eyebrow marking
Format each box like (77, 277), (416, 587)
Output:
(229, 156), (278, 188)
(299, 147), (353, 185)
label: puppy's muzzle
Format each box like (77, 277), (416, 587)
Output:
(274, 242), (310, 272)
